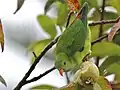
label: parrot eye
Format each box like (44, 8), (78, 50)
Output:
(63, 61), (66, 65)
(79, 46), (84, 52)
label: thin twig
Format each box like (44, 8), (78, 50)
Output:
(91, 34), (108, 45)
(13, 37), (59, 90)
(89, 17), (120, 26)
(25, 67), (55, 84)
(99, 0), (105, 37)
(66, 12), (74, 28)
(96, 0), (106, 67)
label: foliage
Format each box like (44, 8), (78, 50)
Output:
(1, 0), (120, 89)
(27, 0), (120, 89)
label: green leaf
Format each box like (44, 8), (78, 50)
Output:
(114, 73), (120, 82)
(44, 0), (57, 14)
(88, 6), (118, 21)
(108, 0), (120, 14)
(93, 83), (102, 90)
(30, 84), (58, 90)
(113, 31), (120, 45)
(104, 12), (119, 20)
(89, 10), (118, 30)
(37, 15), (57, 38)
(106, 63), (120, 75)
(91, 41), (120, 57)
(80, 0), (98, 9)
(90, 26), (99, 41)
(88, 9), (99, 21)
(57, 3), (68, 27)
(100, 56), (120, 75)
(44, 0), (64, 14)
(60, 83), (85, 90)
(28, 39), (52, 62)
(0, 75), (7, 87)
(95, 76), (112, 90)
(103, 11), (119, 32)
(14, 0), (25, 14)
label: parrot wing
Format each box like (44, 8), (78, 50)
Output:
(55, 19), (87, 56)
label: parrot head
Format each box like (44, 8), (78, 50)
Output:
(55, 53), (75, 76)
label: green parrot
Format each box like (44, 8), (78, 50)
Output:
(55, 2), (91, 76)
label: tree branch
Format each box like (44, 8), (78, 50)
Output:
(96, 0), (106, 67)
(89, 16), (120, 26)
(13, 37), (59, 90)
(14, 34), (108, 89)
(13, 17), (120, 90)
(25, 67), (55, 84)
(91, 34), (108, 45)
(99, 0), (105, 37)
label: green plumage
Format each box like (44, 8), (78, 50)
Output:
(54, 2), (91, 72)
(56, 19), (87, 56)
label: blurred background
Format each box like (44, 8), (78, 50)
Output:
(0, 0), (67, 89)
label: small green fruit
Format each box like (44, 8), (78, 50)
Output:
(73, 61), (99, 86)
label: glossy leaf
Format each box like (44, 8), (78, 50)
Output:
(37, 15), (57, 38)
(100, 56), (120, 75)
(14, 0), (25, 14)
(28, 39), (52, 62)
(0, 23), (4, 52)
(30, 84), (58, 90)
(0, 75), (7, 87)
(95, 76), (112, 90)
(91, 41), (120, 57)
(57, 3), (68, 27)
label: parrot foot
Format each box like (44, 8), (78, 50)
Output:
(66, 82), (76, 88)
(83, 53), (90, 62)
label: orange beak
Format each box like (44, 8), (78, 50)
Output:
(58, 68), (64, 76)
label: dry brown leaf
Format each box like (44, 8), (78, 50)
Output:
(66, 0), (80, 12)
(0, 22), (4, 52)
(111, 82), (120, 89)
(108, 19), (120, 41)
